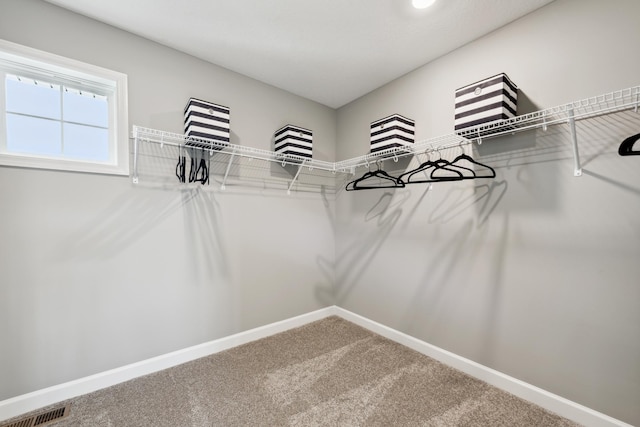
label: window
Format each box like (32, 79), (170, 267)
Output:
(0, 39), (129, 175)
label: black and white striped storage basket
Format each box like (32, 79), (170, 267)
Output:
(370, 114), (415, 154)
(454, 73), (518, 132)
(184, 98), (230, 150)
(274, 125), (313, 159)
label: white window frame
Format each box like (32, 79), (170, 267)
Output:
(0, 39), (129, 176)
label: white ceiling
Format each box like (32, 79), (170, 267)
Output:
(44, 0), (555, 109)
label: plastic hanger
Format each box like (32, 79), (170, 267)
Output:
(176, 154), (186, 183)
(398, 149), (464, 184)
(618, 132), (640, 156)
(447, 145), (496, 178)
(176, 143), (187, 183)
(430, 147), (476, 181)
(426, 158), (467, 182)
(345, 161), (405, 191)
(188, 147), (210, 185)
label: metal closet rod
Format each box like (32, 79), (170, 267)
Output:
(132, 84), (640, 182)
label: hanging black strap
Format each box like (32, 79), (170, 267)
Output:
(188, 151), (210, 185)
(196, 158), (209, 185)
(188, 157), (197, 182)
(175, 155), (186, 183)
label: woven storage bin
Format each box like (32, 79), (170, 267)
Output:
(274, 125), (313, 159)
(370, 114), (415, 154)
(184, 98), (230, 149)
(454, 73), (517, 132)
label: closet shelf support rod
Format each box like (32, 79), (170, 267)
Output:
(288, 159), (307, 195)
(132, 130), (140, 184)
(567, 107), (582, 177)
(221, 149), (236, 190)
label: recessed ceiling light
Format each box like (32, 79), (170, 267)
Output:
(412, 0), (436, 9)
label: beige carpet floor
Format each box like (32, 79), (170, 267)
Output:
(2, 316), (582, 426)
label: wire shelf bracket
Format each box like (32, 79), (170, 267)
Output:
(287, 159), (308, 195)
(220, 148), (236, 190)
(566, 107), (582, 177)
(132, 126), (140, 184)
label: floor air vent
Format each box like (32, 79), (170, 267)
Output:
(2, 405), (70, 427)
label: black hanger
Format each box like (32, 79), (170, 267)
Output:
(188, 147), (211, 185)
(397, 157), (436, 184)
(398, 150), (464, 184)
(447, 151), (496, 178)
(193, 157), (210, 185)
(176, 154), (186, 183)
(430, 157), (475, 181)
(346, 161), (405, 191)
(619, 133), (640, 156)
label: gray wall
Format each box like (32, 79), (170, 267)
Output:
(335, 0), (640, 425)
(0, 0), (336, 400)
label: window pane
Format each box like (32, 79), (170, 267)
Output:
(6, 76), (61, 120)
(63, 123), (109, 162)
(63, 89), (108, 127)
(6, 113), (62, 156)
(0, 40), (128, 175)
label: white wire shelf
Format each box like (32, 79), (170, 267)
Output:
(457, 85), (640, 143)
(132, 84), (640, 186)
(132, 126), (336, 172)
(334, 133), (472, 172)
(131, 126), (473, 180)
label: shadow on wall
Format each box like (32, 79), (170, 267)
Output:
(314, 185), (338, 305)
(583, 170), (640, 197)
(476, 213), (511, 364)
(400, 219), (474, 333)
(388, 144), (510, 230)
(577, 110), (640, 169)
(515, 89), (541, 117)
(60, 184), (231, 284)
(400, 212), (512, 364)
(474, 128), (562, 214)
(472, 108), (640, 213)
(330, 190), (410, 305)
(60, 184), (200, 261)
(328, 147), (514, 309)
(315, 255), (335, 306)
(426, 180), (508, 228)
(181, 187), (232, 284)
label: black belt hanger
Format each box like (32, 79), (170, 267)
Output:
(618, 133), (640, 156)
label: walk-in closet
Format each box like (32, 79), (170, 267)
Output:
(0, 0), (638, 426)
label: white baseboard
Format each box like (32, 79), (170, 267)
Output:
(0, 306), (338, 422)
(333, 307), (632, 427)
(1, 305), (631, 427)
